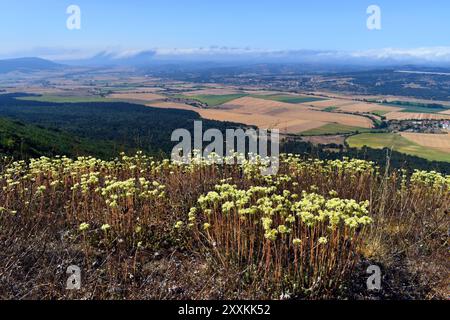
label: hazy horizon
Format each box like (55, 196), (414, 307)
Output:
(1, 0), (450, 65)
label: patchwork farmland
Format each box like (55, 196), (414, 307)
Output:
(144, 93), (375, 134)
(5, 81), (450, 163)
(215, 96), (374, 132)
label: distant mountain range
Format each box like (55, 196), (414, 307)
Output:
(0, 57), (63, 73)
(59, 47), (450, 67)
(2, 50), (450, 75)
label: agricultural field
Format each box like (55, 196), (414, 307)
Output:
(301, 98), (353, 109)
(301, 123), (374, 136)
(199, 108), (326, 133)
(381, 96), (450, 108)
(347, 133), (450, 162)
(337, 103), (402, 114)
(301, 95), (450, 121)
(300, 134), (346, 146)
(299, 98), (401, 115)
(385, 112), (450, 121)
(17, 95), (114, 103)
(176, 94), (247, 107)
(250, 94), (325, 104)
(4, 87), (68, 95)
(400, 132), (450, 153)
(381, 101), (450, 114)
(182, 88), (242, 96)
(107, 92), (166, 102)
(370, 110), (391, 116)
(218, 96), (374, 132)
(144, 95), (374, 134)
(176, 91), (327, 107)
(0, 153), (448, 299)
(244, 89), (290, 96)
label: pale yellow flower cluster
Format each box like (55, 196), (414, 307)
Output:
(100, 177), (165, 208)
(411, 170), (450, 189)
(191, 181), (372, 243)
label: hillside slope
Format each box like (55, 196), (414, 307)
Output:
(0, 117), (115, 159)
(0, 93), (246, 157)
(0, 57), (62, 73)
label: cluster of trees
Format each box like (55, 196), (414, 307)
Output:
(0, 117), (116, 159)
(281, 139), (450, 174)
(0, 93), (243, 159)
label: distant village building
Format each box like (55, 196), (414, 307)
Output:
(441, 120), (449, 130)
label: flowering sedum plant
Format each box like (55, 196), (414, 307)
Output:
(0, 151), (448, 299)
(188, 180), (373, 295)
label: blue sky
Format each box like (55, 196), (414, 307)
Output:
(0, 0), (449, 60)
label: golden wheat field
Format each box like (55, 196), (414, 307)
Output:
(400, 132), (450, 153)
(202, 107), (328, 132)
(219, 97), (373, 131)
(202, 109), (327, 133)
(147, 100), (324, 132)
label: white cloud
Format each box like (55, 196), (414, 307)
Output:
(351, 47), (450, 62)
(3, 46), (450, 64)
